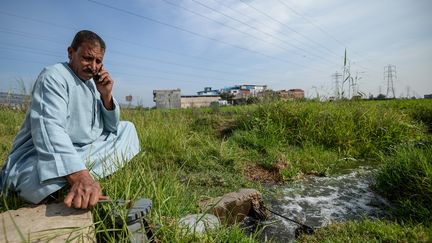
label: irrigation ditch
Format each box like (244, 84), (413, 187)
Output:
(253, 166), (391, 242)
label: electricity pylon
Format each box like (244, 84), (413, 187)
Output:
(384, 65), (396, 98)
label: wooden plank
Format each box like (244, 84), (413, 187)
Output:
(0, 203), (95, 242)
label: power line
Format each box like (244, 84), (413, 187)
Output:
(189, 0), (339, 65)
(103, 35), (243, 69)
(0, 3), (340, 86)
(1, 3), (328, 72)
(239, 0), (341, 59)
(0, 11), (256, 70)
(0, 42), (235, 82)
(0, 42), (227, 79)
(210, 0), (337, 59)
(86, 0), (322, 71)
(0, 31), (273, 81)
(0, 45), (63, 58)
(0, 42), (264, 84)
(108, 52), (256, 81)
(162, 0), (316, 61)
(161, 0), (282, 49)
(0, 55), (49, 66)
(0, 55), (220, 85)
(0, 52), (234, 85)
(0, 28), (64, 46)
(275, 0), (368, 68)
(109, 59), (237, 83)
(110, 50), (242, 77)
(0, 10), (75, 31)
(276, 1), (347, 48)
(0, 30), (262, 79)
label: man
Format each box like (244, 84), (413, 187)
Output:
(0, 30), (140, 209)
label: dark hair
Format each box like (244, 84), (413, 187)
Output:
(70, 30), (106, 51)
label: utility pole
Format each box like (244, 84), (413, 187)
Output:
(384, 65), (396, 98)
(332, 72), (342, 99)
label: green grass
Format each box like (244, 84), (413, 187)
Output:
(0, 99), (431, 241)
(235, 101), (427, 157)
(0, 107), (26, 161)
(230, 100), (428, 178)
(93, 154), (261, 242)
(298, 219), (432, 242)
(376, 144), (432, 223)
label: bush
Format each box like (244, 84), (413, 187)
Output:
(298, 219), (431, 242)
(234, 101), (427, 159)
(376, 145), (432, 223)
(408, 102), (432, 132)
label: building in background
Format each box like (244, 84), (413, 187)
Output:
(153, 89), (181, 109)
(153, 85), (269, 109)
(197, 87), (220, 96)
(181, 95), (221, 108)
(277, 89), (305, 100)
(0, 92), (29, 108)
(424, 94), (432, 99)
(221, 84), (267, 96)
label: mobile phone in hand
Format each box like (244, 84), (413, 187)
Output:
(93, 64), (103, 82)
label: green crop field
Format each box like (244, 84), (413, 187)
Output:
(1, 99), (431, 242)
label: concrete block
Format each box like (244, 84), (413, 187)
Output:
(0, 203), (95, 242)
(179, 213), (220, 234)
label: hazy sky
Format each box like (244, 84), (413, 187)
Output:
(1, 0), (431, 106)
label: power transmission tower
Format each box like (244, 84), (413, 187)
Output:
(332, 72), (343, 99)
(384, 65), (396, 98)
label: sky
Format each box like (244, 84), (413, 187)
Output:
(0, 0), (431, 106)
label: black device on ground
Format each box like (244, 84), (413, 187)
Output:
(99, 198), (155, 242)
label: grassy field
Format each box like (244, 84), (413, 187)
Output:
(1, 99), (431, 242)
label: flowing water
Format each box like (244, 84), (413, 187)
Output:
(254, 167), (391, 242)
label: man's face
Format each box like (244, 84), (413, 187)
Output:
(68, 41), (104, 81)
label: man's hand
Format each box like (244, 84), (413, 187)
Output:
(95, 66), (114, 110)
(64, 170), (108, 209)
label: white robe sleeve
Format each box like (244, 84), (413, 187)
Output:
(100, 97), (120, 133)
(31, 71), (86, 183)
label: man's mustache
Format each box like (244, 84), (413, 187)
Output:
(84, 68), (95, 74)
